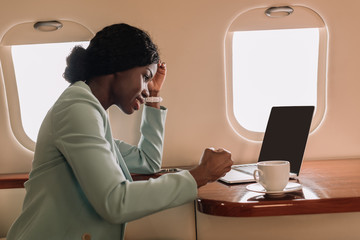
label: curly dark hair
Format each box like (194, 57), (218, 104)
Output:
(63, 23), (160, 83)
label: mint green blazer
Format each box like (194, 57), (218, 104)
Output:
(7, 81), (197, 240)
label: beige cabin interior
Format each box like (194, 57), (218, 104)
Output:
(1, 0), (360, 239)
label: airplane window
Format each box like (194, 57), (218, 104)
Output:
(11, 41), (89, 141)
(225, 6), (327, 141)
(232, 28), (319, 132)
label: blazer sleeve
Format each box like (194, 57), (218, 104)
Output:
(53, 102), (197, 224)
(115, 105), (167, 174)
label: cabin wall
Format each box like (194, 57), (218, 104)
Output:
(196, 211), (360, 240)
(1, 0), (360, 239)
(2, 0), (360, 174)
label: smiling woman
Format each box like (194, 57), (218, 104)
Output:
(6, 23), (232, 240)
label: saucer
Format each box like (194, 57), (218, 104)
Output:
(246, 182), (302, 196)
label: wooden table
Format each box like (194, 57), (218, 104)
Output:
(2, 159), (360, 218)
(197, 158), (360, 217)
(0, 173), (28, 189)
(0, 172), (163, 189)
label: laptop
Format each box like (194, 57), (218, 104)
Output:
(219, 106), (315, 184)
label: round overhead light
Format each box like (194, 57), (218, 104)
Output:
(34, 21), (63, 32)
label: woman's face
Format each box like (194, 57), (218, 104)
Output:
(111, 63), (157, 114)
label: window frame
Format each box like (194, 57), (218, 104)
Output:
(0, 20), (93, 151)
(224, 5), (328, 141)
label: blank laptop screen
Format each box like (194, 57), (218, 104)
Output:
(258, 106), (315, 175)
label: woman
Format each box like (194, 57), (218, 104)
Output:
(7, 23), (232, 239)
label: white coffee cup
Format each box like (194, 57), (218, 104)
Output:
(253, 160), (290, 191)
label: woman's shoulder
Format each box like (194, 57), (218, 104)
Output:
(52, 81), (106, 115)
(64, 81), (94, 99)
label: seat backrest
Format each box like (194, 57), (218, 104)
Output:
(0, 189), (26, 238)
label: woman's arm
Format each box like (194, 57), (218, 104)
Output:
(115, 105), (167, 174)
(53, 100), (196, 224)
(116, 61), (167, 173)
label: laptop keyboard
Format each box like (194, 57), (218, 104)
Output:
(232, 164), (257, 175)
(232, 164), (298, 179)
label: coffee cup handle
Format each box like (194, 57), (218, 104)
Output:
(253, 169), (266, 188)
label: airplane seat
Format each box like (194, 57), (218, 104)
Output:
(124, 202), (197, 240)
(0, 189), (195, 239)
(0, 189), (26, 239)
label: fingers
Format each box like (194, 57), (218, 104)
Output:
(202, 147), (233, 181)
(148, 61), (166, 93)
(213, 148), (224, 153)
(193, 147), (234, 187)
(205, 147), (232, 163)
(207, 147), (230, 153)
(158, 61), (166, 69)
(156, 61), (166, 75)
